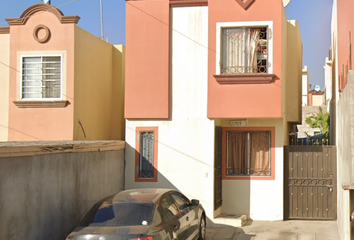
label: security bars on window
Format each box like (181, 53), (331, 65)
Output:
(226, 130), (271, 176)
(22, 56), (61, 99)
(221, 27), (268, 74)
(139, 131), (155, 178)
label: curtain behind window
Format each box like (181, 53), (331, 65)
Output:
(22, 56), (61, 99)
(227, 131), (247, 175)
(42, 57), (61, 98)
(227, 131), (270, 176)
(222, 27), (260, 74)
(249, 132), (270, 175)
(22, 57), (42, 99)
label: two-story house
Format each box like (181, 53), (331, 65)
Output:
(124, 0), (302, 223)
(0, 3), (125, 141)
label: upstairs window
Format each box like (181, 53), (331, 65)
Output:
(21, 56), (62, 99)
(215, 21), (273, 77)
(221, 27), (268, 74)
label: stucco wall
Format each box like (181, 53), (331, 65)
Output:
(312, 94), (325, 106)
(125, 0), (170, 118)
(302, 66), (309, 106)
(0, 33), (9, 141)
(336, 0), (354, 91)
(337, 71), (354, 240)
(285, 19), (302, 123)
(219, 118), (284, 220)
(74, 26), (124, 140)
(0, 141), (125, 240)
(112, 44), (125, 140)
(207, 0), (283, 118)
(125, 6), (216, 220)
(125, 3), (289, 222)
(8, 9), (75, 141)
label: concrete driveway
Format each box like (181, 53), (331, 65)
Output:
(206, 220), (340, 240)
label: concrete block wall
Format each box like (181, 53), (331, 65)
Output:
(0, 141), (125, 240)
(337, 71), (354, 240)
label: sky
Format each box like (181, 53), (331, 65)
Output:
(285, 0), (333, 90)
(0, 0), (332, 90)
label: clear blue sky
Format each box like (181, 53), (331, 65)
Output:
(0, 0), (126, 44)
(285, 0), (333, 90)
(0, 0), (332, 90)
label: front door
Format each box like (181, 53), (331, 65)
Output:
(214, 127), (222, 210)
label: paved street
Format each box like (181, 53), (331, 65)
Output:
(206, 220), (340, 240)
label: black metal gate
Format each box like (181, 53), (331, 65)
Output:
(284, 146), (337, 220)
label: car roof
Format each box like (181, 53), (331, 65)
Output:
(108, 188), (176, 204)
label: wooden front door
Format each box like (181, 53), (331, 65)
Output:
(284, 146), (337, 220)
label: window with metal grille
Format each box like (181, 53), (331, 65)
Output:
(135, 127), (158, 182)
(226, 130), (271, 176)
(139, 131), (155, 178)
(21, 56), (61, 99)
(221, 27), (268, 74)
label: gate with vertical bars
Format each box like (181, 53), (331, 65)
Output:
(284, 146), (337, 220)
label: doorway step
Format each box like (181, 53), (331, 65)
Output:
(212, 214), (247, 227)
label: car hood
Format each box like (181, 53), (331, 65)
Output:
(67, 225), (152, 240)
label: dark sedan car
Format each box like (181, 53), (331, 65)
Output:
(66, 188), (206, 240)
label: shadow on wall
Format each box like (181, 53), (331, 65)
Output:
(125, 136), (252, 218)
(123, 143), (254, 240)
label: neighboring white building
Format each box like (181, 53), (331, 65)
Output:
(302, 65), (309, 106)
(324, 56), (333, 111)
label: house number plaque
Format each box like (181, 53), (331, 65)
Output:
(230, 119), (248, 126)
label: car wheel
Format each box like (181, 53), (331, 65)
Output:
(198, 215), (206, 240)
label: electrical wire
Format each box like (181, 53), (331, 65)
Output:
(0, 0), (84, 27)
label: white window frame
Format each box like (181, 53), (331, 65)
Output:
(20, 54), (63, 100)
(216, 20), (273, 75)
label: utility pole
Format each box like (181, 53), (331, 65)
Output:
(99, 0), (108, 42)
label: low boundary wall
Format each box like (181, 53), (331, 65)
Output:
(0, 140), (125, 240)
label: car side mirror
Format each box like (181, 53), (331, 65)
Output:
(191, 199), (199, 206)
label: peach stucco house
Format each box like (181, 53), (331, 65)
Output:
(0, 3), (125, 141)
(124, 0), (302, 223)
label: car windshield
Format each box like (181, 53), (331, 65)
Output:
(80, 202), (155, 227)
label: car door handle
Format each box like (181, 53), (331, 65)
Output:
(186, 216), (189, 221)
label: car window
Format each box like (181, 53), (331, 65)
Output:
(159, 194), (179, 221)
(80, 202), (155, 227)
(170, 192), (190, 211)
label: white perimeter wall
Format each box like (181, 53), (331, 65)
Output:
(125, 6), (216, 218)
(221, 118), (284, 221)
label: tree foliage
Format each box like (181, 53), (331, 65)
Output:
(305, 107), (330, 140)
